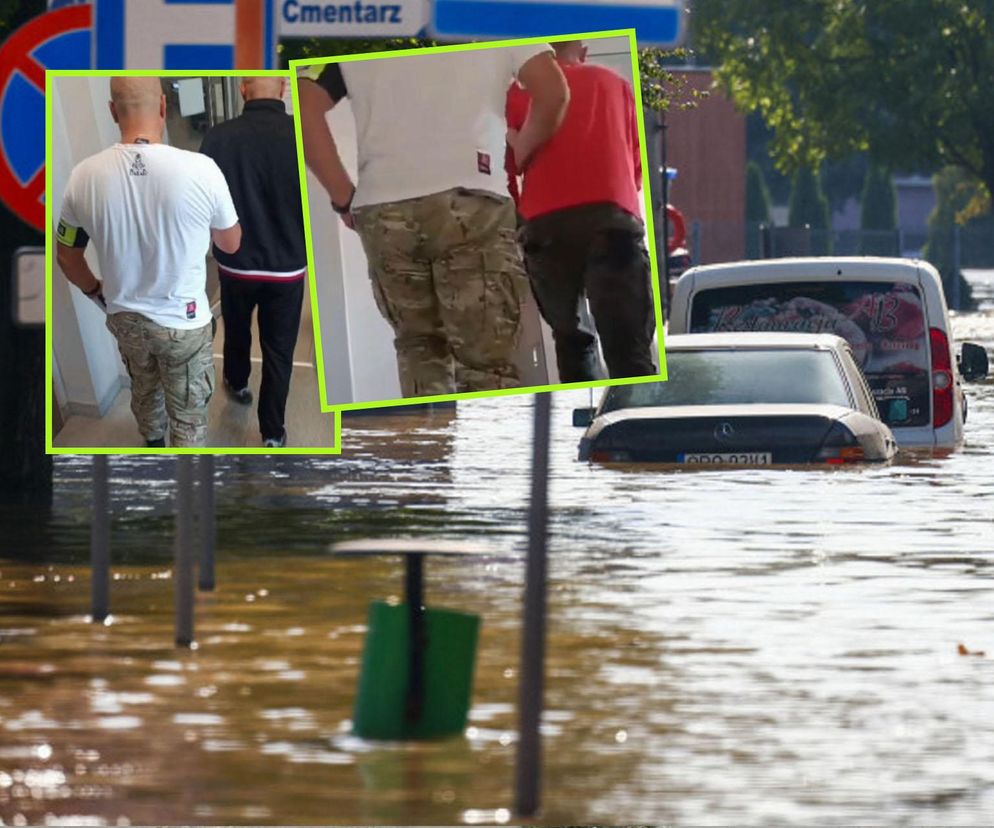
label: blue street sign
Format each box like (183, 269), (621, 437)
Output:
(432, 0), (683, 45)
(94, 0), (277, 70)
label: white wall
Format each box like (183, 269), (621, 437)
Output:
(305, 97), (402, 405)
(50, 77), (128, 417)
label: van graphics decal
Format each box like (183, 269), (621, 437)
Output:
(692, 281), (930, 427)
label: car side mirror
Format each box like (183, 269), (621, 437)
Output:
(572, 407), (595, 427)
(959, 342), (990, 382)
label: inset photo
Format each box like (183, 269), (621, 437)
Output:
(290, 29), (667, 411)
(46, 71), (340, 454)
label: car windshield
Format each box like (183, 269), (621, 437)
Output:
(600, 349), (853, 413)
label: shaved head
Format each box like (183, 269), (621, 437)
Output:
(241, 76), (285, 101)
(109, 77), (163, 117)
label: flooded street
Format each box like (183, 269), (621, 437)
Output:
(2, 274), (993, 825)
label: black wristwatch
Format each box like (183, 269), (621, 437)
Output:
(83, 281), (102, 297)
(332, 187), (355, 215)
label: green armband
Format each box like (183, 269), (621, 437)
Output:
(56, 219), (89, 248)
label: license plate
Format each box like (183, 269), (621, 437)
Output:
(679, 452), (773, 465)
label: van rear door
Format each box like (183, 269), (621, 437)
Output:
(682, 279), (933, 435)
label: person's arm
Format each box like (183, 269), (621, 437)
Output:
(627, 83), (643, 190)
(205, 158), (242, 254)
(507, 51), (569, 170)
(297, 74), (356, 224)
(505, 85), (524, 203)
(55, 214), (105, 311)
(211, 223), (242, 254)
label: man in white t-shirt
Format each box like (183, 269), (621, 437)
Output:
(298, 45), (569, 397)
(56, 77), (241, 448)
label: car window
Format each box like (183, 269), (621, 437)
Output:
(600, 349), (852, 412)
(690, 280), (930, 427)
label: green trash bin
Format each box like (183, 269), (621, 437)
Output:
(354, 600), (480, 740)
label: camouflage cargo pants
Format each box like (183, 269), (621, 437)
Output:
(106, 312), (215, 447)
(353, 187), (527, 397)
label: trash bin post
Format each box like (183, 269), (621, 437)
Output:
(174, 456), (195, 648)
(90, 456), (110, 623)
(405, 551), (426, 722)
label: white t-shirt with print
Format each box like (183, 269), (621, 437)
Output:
(342, 44), (552, 209)
(58, 143), (238, 329)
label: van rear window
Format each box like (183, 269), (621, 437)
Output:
(690, 281), (930, 427)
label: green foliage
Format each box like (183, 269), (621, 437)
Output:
(0, 1), (45, 40)
(787, 165), (830, 254)
(923, 166), (986, 307)
(691, 0), (994, 212)
(859, 164), (897, 254)
(788, 166), (829, 230)
(637, 48), (709, 112)
(745, 161), (771, 257)
(745, 161), (771, 224)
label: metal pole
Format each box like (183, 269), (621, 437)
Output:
(90, 456), (110, 623)
(405, 552), (426, 723)
(175, 456), (195, 648)
(515, 392), (552, 817)
(197, 455), (216, 591)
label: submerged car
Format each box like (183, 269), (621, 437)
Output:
(668, 257), (990, 449)
(575, 333), (898, 465)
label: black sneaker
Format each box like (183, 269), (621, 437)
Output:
(145, 437), (166, 448)
(262, 428), (287, 449)
(224, 378), (253, 405)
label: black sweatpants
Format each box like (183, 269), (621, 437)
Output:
(520, 202), (657, 382)
(220, 275), (304, 441)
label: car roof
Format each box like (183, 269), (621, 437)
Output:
(664, 332), (849, 351)
(683, 256), (932, 284)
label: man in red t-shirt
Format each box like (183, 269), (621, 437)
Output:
(507, 40), (656, 381)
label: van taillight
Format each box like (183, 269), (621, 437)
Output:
(929, 327), (953, 428)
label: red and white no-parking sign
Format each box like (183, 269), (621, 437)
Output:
(0, 5), (92, 231)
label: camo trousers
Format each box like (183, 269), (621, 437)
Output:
(353, 188), (527, 397)
(106, 312), (215, 447)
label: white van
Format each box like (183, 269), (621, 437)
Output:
(668, 257), (989, 449)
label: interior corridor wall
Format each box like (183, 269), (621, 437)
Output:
(50, 77), (129, 419)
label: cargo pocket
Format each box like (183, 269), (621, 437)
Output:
(368, 269), (400, 328)
(186, 359), (215, 410)
(481, 244), (523, 347)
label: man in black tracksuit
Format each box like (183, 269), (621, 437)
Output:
(200, 77), (307, 448)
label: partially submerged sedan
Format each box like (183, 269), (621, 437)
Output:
(575, 333), (898, 465)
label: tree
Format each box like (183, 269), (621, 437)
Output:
(859, 164), (897, 255)
(691, 0), (994, 215)
(923, 166), (984, 308)
(788, 165), (830, 254)
(745, 161), (771, 224)
(745, 161), (770, 257)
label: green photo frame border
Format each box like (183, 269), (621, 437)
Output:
(288, 28), (668, 413)
(44, 68), (342, 456)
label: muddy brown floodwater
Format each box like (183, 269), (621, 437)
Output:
(1, 272), (993, 825)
